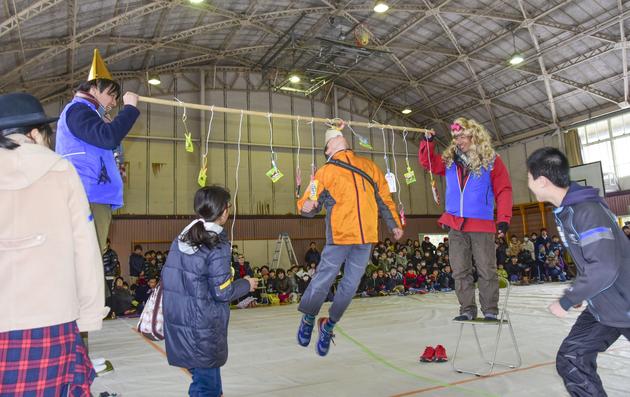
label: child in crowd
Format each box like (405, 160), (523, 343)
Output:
(386, 267), (405, 295)
(438, 265), (455, 291)
(275, 269), (291, 303)
(162, 186), (257, 397)
(497, 263), (508, 281)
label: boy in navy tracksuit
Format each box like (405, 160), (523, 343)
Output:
(527, 147), (630, 397)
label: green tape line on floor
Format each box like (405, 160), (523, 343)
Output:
(336, 325), (499, 397)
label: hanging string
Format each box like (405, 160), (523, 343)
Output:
(174, 97), (193, 153)
(309, 117), (316, 177)
(197, 105), (214, 187)
(266, 113), (283, 182)
(347, 123), (373, 149)
(231, 110), (244, 249)
(380, 127), (391, 172)
(295, 116), (302, 198)
(402, 129), (416, 185)
(390, 128), (403, 205)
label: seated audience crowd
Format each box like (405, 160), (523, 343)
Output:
(103, 232), (574, 314)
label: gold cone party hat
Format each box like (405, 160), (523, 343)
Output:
(87, 48), (112, 81)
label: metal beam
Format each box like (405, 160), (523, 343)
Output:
(518, 0), (558, 127)
(0, 1), (179, 88)
(427, 0), (504, 142)
(0, 0), (63, 39)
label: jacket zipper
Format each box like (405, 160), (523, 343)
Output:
(457, 166), (468, 217)
(345, 154), (365, 244)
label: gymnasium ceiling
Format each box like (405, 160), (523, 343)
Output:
(1, 0), (629, 143)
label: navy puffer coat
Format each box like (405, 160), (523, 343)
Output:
(162, 232), (250, 369)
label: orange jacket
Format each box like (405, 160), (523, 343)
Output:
(297, 150), (402, 245)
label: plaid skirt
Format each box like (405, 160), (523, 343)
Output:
(0, 321), (95, 397)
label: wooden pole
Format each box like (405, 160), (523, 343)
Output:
(538, 202), (547, 229)
(519, 204), (527, 236)
(138, 95), (431, 134)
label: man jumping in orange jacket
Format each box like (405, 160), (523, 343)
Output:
(296, 128), (403, 356)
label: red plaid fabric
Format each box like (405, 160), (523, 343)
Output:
(0, 321), (95, 397)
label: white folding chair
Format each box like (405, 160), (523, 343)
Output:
(451, 278), (522, 376)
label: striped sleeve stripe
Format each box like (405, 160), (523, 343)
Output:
(579, 227), (614, 247)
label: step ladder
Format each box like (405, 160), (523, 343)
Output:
(270, 232), (299, 270)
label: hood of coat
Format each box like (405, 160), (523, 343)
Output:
(0, 134), (66, 191)
(560, 182), (606, 207)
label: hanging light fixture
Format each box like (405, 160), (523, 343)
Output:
(147, 72), (161, 86)
(508, 31), (524, 65)
(289, 73), (301, 83)
(373, 1), (389, 13)
(401, 108), (412, 115)
(189, 0), (204, 4)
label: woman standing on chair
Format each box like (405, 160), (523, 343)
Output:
(418, 118), (513, 321)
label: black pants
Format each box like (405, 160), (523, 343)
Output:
(556, 309), (630, 397)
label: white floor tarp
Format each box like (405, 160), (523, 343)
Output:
(91, 283), (630, 396)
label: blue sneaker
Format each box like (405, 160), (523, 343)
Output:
(316, 317), (335, 357)
(297, 317), (314, 347)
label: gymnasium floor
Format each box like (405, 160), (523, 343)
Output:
(90, 283), (630, 397)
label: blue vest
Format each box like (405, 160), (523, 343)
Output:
(444, 161), (495, 220)
(56, 97), (124, 209)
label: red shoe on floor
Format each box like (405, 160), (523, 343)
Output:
(419, 346), (435, 362)
(434, 344), (448, 362)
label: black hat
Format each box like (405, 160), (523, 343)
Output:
(0, 93), (58, 132)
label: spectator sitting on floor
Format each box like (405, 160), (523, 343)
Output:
(363, 271), (381, 297)
(438, 264), (455, 291)
(403, 267), (418, 291)
(386, 267), (405, 294)
(307, 262), (317, 277)
(287, 269), (300, 293)
(298, 274), (311, 294)
(232, 254), (253, 279)
(623, 225), (630, 239)
(497, 263), (508, 281)
(505, 256), (522, 282)
(429, 269), (441, 291)
(267, 270), (277, 293)
(275, 269), (291, 303)
(108, 277), (136, 317)
(545, 253), (567, 282)
(135, 277), (157, 310)
(417, 267), (430, 291)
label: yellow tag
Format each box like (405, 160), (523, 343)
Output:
(185, 132), (194, 153)
(404, 167), (416, 185)
(309, 179), (319, 200)
(266, 166), (284, 183)
(197, 167), (207, 187)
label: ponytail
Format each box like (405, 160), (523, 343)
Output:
(180, 220), (222, 250)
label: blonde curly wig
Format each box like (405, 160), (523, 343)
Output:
(442, 117), (496, 175)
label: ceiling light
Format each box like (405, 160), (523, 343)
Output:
(189, 0), (204, 4)
(289, 74), (301, 83)
(509, 52), (524, 65)
(373, 1), (389, 13)
(401, 108), (412, 115)
(147, 74), (161, 85)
